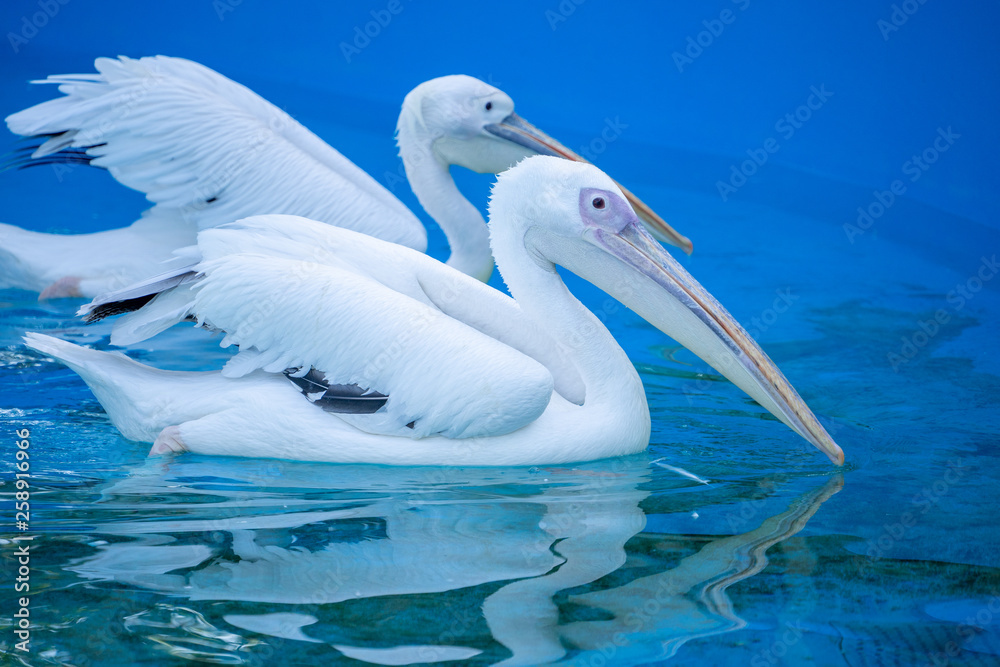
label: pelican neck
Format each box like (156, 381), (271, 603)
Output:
(398, 137), (494, 281)
(490, 225), (643, 407)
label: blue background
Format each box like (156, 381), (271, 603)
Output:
(2, 0), (997, 239)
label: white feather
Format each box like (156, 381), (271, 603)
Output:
(111, 283), (198, 346)
(113, 215), (565, 439)
(2, 56), (435, 298)
(7, 56), (424, 247)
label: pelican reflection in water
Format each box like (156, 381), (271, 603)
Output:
(62, 456), (842, 664)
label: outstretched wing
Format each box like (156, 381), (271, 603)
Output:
(6, 55), (425, 250)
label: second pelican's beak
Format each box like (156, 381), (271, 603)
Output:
(486, 113), (694, 255)
(529, 191), (844, 465)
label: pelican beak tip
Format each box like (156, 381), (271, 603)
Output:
(830, 445), (845, 467)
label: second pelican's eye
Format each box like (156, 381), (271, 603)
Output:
(485, 101), (493, 111)
(592, 197), (605, 210)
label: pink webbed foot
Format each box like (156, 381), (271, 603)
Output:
(39, 276), (83, 300)
(150, 425), (187, 456)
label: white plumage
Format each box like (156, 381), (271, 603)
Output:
(10, 56), (420, 240)
(3, 56), (690, 297)
(26, 157), (843, 466)
(3, 56), (419, 296)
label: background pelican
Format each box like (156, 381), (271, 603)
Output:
(1, 55), (690, 297)
(26, 157), (842, 466)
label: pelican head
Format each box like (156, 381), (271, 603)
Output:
(490, 156), (844, 465)
(399, 75), (693, 254)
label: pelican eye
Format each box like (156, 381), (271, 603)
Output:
(592, 197), (605, 210)
(485, 101), (493, 111)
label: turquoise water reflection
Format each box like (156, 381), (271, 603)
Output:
(6, 452), (855, 665)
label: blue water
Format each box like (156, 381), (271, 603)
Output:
(1, 2), (999, 665)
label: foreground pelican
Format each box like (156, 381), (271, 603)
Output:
(25, 157), (842, 465)
(2, 56), (689, 297)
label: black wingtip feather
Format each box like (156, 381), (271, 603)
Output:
(83, 293), (158, 323)
(0, 137), (107, 173)
(285, 369), (390, 415)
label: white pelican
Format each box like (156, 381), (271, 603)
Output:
(2, 56), (690, 297)
(25, 157), (843, 466)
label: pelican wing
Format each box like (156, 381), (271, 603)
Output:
(6, 55), (425, 250)
(196, 255), (553, 440)
(188, 215), (588, 405)
(94, 215), (561, 440)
